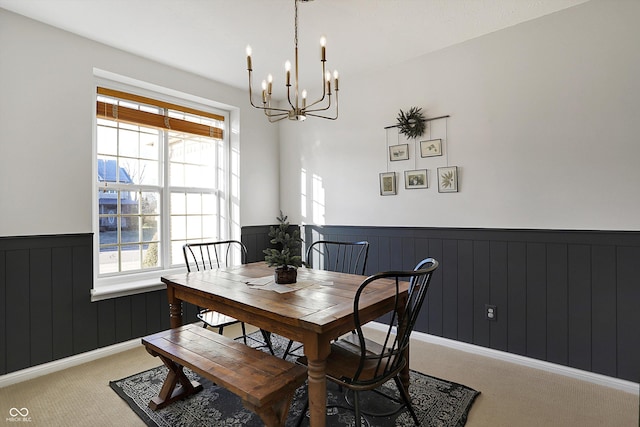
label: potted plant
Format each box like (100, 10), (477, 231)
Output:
(263, 211), (303, 284)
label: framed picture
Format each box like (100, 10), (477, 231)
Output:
(379, 172), (397, 195)
(389, 144), (409, 161)
(437, 166), (458, 193)
(420, 139), (442, 157)
(404, 169), (428, 189)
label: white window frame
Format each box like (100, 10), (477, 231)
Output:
(91, 70), (240, 301)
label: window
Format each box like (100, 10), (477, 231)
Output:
(94, 86), (231, 297)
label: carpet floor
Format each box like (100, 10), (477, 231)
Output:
(110, 332), (479, 426)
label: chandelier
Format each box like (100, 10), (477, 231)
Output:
(246, 0), (339, 122)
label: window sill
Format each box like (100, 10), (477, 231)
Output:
(91, 267), (185, 301)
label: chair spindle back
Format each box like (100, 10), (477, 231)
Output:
(183, 240), (247, 272)
(305, 240), (370, 275)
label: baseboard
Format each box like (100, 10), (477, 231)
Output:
(366, 323), (639, 396)
(0, 338), (141, 388)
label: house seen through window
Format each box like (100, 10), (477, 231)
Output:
(96, 87), (228, 278)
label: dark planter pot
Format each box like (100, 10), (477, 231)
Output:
(274, 267), (297, 284)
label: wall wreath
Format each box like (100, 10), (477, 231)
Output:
(396, 106), (426, 139)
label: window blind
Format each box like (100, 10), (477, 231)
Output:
(96, 87), (224, 140)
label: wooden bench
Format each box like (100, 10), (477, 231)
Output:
(142, 324), (307, 427)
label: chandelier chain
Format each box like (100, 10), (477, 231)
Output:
(294, 0), (299, 49)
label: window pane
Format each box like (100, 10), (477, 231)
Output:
(171, 215), (186, 240)
(119, 129), (139, 158)
(97, 126), (117, 156)
(97, 156), (117, 183)
(186, 193), (201, 214)
(202, 215), (217, 239)
(142, 241), (160, 269)
(121, 244), (142, 271)
(171, 192), (186, 215)
(169, 138), (184, 162)
(185, 139), (212, 165)
(142, 218), (159, 242)
(99, 227), (118, 245)
(122, 193), (139, 215)
(171, 240), (186, 267)
(169, 163), (185, 187)
(142, 192), (159, 215)
(98, 190), (119, 229)
(202, 193), (216, 212)
(140, 131), (160, 160)
(139, 159), (159, 186)
(186, 216), (202, 239)
(185, 164), (214, 188)
(122, 226), (141, 244)
(99, 247), (119, 274)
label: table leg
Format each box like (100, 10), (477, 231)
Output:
(304, 335), (331, 427)
(168, 285), (183, 328)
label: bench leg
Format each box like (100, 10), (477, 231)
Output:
(244, 391), (295, 427)
(149, 354), (203, 410)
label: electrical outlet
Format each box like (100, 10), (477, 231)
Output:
(485, 304), (497, 321)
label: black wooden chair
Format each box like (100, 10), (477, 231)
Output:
(305, 240), (370, 275)
(183, 240), (274, 354)
(296, 258), (439, 426)
(282, 240), (370, 359)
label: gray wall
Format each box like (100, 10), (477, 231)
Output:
(303, 225), (640, 383)
(2, 227), (638, 384)
(0, 8), (281, 237)
(279, 0), (640, 231)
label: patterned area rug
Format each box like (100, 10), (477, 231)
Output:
(110, 332), (479, 427)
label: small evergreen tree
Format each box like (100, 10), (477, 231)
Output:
(263, 211), (302, 271)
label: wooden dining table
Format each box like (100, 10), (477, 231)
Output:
(161, 261), (410, 427)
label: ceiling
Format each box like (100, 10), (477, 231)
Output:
(1, 0), (589, 95)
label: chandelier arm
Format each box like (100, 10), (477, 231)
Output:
(266, 111), (289, 123)
(286, 83), (296, 111)
(305, 112), (338, 120)
(305, 94), (333, 113)
(306, 92), (338, 118)
(305, 60), (328, 109)
(262, 105), (294, 113)
(305, 102), (331, 113)
(247, 71), (264, 109)
(264, 109), (289, 117)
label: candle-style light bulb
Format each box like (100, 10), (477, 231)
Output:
(261, 80), (267, 91)
(333, 70), (339, 91)
(285, 61), (291, 86)
(267, 74), (273, 95)
(320, 36), (326, 61)
(246, 45), (252, 70)
(302, 89), (307, 108)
